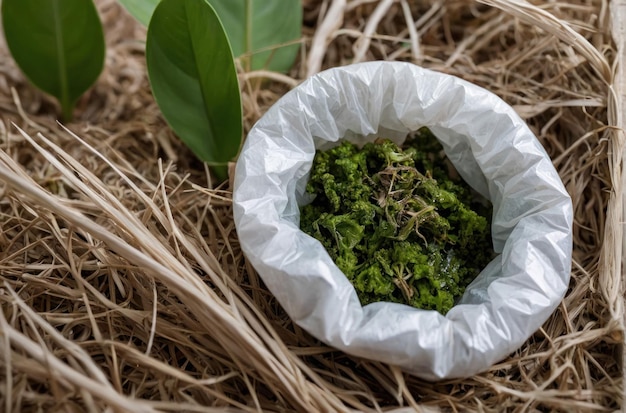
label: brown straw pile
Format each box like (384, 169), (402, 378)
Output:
(0, 0), (623, 411)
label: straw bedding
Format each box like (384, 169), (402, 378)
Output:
(0, 0), (623, 411)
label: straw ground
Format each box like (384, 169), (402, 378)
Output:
(0, 0), (623, 411)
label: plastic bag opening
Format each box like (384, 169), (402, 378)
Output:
(233, 61), (573, 380)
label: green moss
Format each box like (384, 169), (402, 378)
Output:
(300, 127), (494, 314)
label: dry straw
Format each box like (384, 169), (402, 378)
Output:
(0, 0), (623, 411)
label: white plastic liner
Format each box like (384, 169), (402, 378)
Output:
(233, 61), (573, 380)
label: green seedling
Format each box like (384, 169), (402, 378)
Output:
(146, 0), (242, 182)
(1, 0), (302, 182)
(2, 0), (105, 121)
(119, 0), (302, 73)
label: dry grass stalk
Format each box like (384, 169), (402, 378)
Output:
(0, 0), (622, 411)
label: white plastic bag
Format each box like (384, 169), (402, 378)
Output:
(233, 61), (573, 380)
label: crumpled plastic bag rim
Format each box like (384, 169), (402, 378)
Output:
(233, 61), (573, 380)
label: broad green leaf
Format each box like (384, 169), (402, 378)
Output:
(117, 0), (302, 73)
(208, 0), (302, 72)
(146, 0), (242, 181)
(117, 0), (160, 27)
(1, 0), (105, 121)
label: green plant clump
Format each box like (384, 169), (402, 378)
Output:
(300, 128), (494, 314)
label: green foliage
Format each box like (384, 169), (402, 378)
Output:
(207, 0), (302, 72)
(117, 0), (160, 26)
(118, 0), (302, 73)
(146, 0), (242, 181)
(1, 0), (105, 121)
(300, 128), (494, 314)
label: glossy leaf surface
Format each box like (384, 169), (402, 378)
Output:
(2, 0), (105, 120)
(117, 0), (160, 27)
(146, 0), (242, 180)
(118, 0), (301, 73)
(208, 0), (301, 72)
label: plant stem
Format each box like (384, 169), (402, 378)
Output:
(211, 164), (229, 184)
(60, 98), (73, 122)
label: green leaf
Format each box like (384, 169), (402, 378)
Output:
(1, 0), (105, 121)
(116, 0), (301, 73)
(207, 0), (301, 73)
(146, 0), (242, 181)
(117, 0), (160, 27)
